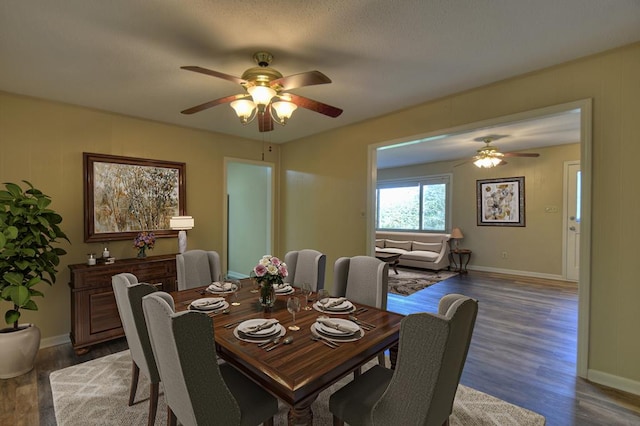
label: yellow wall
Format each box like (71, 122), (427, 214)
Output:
(281, 43), (640, 385)
(378, 143), (581, 276)
(0, 91), (280, 341)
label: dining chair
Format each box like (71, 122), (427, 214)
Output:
(176, 249), (221, 290)
(111, 273), (160, 426)
(333, 255), (388, 367)
(329, 293), (478, 426)
(284, 249), (326, 291)
(141, 292), (278, 426)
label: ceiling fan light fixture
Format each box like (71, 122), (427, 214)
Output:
(473, 155), (503, 168)
(230, 99), (257, 124)
(247, 85), (277, 107)
(271, 99), (297, 125)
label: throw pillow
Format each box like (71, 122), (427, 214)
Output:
(385, 239), (412, 250)
(412, 241), (442, 253)
(375, 239), (385, 248)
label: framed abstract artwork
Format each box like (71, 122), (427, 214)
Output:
(476, 176), (525, 227)
(83, 153), (186, 242)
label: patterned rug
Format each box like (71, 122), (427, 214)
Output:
(388, 267), (458, 296)
(50, 350), (545, 425)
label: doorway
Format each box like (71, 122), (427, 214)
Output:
(224, 158), (274, 279)
(367, 99), (592, 377)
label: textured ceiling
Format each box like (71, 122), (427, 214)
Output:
(0, 0), (639, 148)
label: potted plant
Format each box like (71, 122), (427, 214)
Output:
(0, 181), (68, 378)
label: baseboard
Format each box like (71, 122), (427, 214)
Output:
(588, 369), (640, 396)
(467, 265), (565, 281)
(41, 334), (70, 349)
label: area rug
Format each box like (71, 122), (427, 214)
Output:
(388, 267), (458, 296)
(50, 350), (545, 425)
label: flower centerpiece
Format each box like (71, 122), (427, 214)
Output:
(133, 231), (155, 258)
(253, 255), (288, 309)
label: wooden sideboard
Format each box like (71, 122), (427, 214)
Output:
(68, 254), (177, 354)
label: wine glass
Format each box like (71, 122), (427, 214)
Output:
(231, 279), (242, 306)
(316, 289), (329, 312)
(301, 283), (313, 310)
(287, 296), (301, 331)
(249, 270), (259, 293)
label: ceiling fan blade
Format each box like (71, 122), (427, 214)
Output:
(503, 152), (540, 158)
(181, 66), (246, 85)
(287, 93), (343, 118)
(180, 94), (248, 115)
(271, 71), (332, 91)
(258, 109), (274, 132)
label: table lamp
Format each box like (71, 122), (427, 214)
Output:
(450, 227), (464, 250)
(170, 216), (194, 254)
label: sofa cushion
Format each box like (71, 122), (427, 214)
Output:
(376, 247), (406, 256)
(385, 240), (412, 251)
(412, 241), (442, 253)
(402, 250), (439, 262)
(375, 239), (385, 248)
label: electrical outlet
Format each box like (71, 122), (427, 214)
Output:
(501, 251), (508, 259)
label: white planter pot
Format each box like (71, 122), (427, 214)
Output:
(0, 323), (41, 379)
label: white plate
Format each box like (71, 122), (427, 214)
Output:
(237, 319), (281, 336)
(311, 323), (364, 342)
(188, 300), (229, 312)
(207, 282), (238, 294)
(275, 287), (295, 295)
(234, 324), (286, 343)
(313, 299), (355, 314)
(189, 297), (225, 311)
(316, 318), (360, 336)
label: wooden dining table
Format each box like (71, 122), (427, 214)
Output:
(171, 282), (404, 425)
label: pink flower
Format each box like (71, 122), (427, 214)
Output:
(254, 264), (267, 277)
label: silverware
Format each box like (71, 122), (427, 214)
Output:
(223, 320), (243, 329)
(349, 315), (376, 328)
(311, 336), (337, 348)
(266, 336), (292, 351)
(348, 319), (372, 331)
(258, 336), (280, 347)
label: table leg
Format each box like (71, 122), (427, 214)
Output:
(392, 259), (399, 274)
(389, 344), (399, 370)
(288, 395), (318, 425)
(461, 252), (471, 274)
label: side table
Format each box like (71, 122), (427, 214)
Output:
(449, 248), (472, 274)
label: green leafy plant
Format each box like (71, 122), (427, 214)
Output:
(0, 181), (68, 330)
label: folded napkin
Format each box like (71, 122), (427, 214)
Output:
(274, 284), (293, 293)
(239, 319), (280, 334)
(316, 317), (359, 334)
(208, 282), (234, 292)
(191, 297), (225, 308)
(273, 283), (290, 290)
(324, 297), (348, 309)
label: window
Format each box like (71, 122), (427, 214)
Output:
(376, 174), (451, 232)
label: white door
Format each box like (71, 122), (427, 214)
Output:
(564, 161), (581, 281)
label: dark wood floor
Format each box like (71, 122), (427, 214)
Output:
(1, 270), (639, 425)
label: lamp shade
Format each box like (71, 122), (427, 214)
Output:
(451, 227), (464, 239)
(170, 216), (194, 230)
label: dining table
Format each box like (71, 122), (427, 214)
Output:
(171, 281), (404, 425)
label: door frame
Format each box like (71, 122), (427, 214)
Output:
(563, 160), (581, 282)
(366, 98), (592, 377)
(222, 157), (276, 278)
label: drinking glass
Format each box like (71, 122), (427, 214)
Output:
(231, 279), (242, 306)
(287, 296), (301, 331)
(249, 270), (259, 293)
(316, 289), (329, 312)
(301, 283), (313, 310)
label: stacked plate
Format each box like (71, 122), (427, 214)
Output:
(207, 281), (238, 294)
(311, 317), (364, 342)
(189, 297), (228, 312)
(273, 283), (294, 295)
(234, 319), (284, 343)
(313, 297), (355, 314)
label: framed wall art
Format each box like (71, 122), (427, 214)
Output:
(83, 153), (186, 242)
(476, 176), (525, 227)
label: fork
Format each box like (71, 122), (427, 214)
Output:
(313, 334), (339, 348)
(310, 336), (337, 348)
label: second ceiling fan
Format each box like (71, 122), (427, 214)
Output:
(472, 136), (540, 168)
(180, 51), (343, 132)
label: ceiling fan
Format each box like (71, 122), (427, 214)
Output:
(471, 136), (540, 168)
(180, 51), (343, 132)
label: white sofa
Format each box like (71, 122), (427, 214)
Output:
(375, 231), (451, 271)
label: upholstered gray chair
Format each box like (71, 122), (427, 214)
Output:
(333, 255), (388, 367)
(329, 294), (478, 426)
(284, 249), (326, 291)
(111, 273), (160, 426)
(142, 292), (278, 426)
(176, 249), (221, 290)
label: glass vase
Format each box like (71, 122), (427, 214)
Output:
(259, 282), (276, 311)
(137, 246), (146, 258)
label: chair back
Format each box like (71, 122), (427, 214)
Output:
(333, 256), (388, 309)
(142, 292), (241, 426)
(111, 273), (160, 384)
(284, 249), (326, 291)
(176, 249), (221, 290)
(372, 294), (478, 425)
